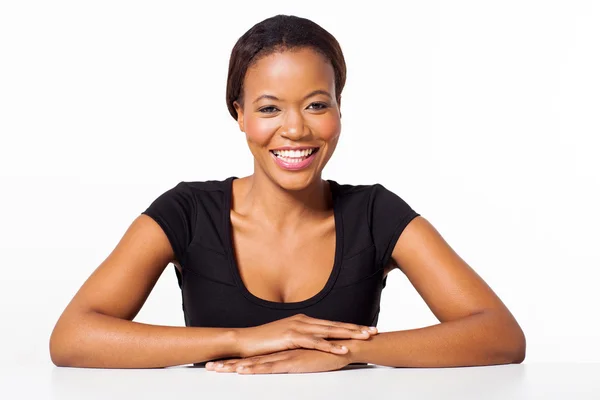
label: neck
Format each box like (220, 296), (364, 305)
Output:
(237, 168), (332, 231)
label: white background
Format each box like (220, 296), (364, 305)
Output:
(1, 0), (598, 367)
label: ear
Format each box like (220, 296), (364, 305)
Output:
(233, 101), (244, 132)
(338, 96), (342, 119)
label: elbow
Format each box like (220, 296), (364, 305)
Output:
(49, 319), (82, 368)
(508, 328), (526, 364)
(49, 332), (69, 367)
(480, 310), (526, 365)
(495, 318), (527, 365)
(49, 328), (76, 367)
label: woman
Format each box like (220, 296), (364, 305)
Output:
(49, 14), (525, 374)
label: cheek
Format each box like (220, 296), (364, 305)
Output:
(313, 115), (341, 141)
(245, 116), (278, 146)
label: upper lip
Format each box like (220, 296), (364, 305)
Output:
(270, 146), (319, 151)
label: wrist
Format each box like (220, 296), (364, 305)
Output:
(229, 328), (244, 358)
(333, 339), (363, 364)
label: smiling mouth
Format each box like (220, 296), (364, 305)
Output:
(269, 147), (320, 163)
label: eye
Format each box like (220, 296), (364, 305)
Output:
(307, 102), (328, 110)
(258, 106), (280, 114)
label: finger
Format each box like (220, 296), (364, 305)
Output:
(298, 316), (378, 335)
(211, 362), (233, 373)
(237, 361), (288, 375)
(213, 361), (245, 373)
(234, 353), (291, 369)
(213, 354), (282, 372)
(297, 321), (375, 340)
(298, 334), (349, 354)
(208, 359), (244, 372)
(219, 355), (264, 370)
(205, 359), (240, 370)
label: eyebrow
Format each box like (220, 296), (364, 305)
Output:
(252, 90), (332, 104)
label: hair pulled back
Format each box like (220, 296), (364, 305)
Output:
(226, 14), (346, 120)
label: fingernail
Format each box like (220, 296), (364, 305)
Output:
(341, 346), (347, 351)
(206, 362), (214, 368)
(216, 363), (223, 368)
(237, 366), (244, 370)
(369, 326), (377, 331)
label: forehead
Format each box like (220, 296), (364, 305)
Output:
(243, 48), (335, 97)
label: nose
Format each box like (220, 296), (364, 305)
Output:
(280, 108), (307, 140)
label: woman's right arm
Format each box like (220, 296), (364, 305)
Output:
(49, 214), (243, 368)
(50, 215), (377, 369)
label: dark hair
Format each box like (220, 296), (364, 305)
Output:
(226, 14), (347, 120)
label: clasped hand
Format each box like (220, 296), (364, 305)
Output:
(205, 314), (377, 374)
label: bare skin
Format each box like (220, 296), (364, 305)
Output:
(228, 176), (336, 303)
(48, 212), (378, 368)
(205, 48), (526, 374)
(50, 46), (526, 372)
(228, 175), (401, 303)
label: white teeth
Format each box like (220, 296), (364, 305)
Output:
(272, 148), (317, 158)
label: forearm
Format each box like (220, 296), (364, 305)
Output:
(50, 311), (240, 368)
(340, 311), (526, 367)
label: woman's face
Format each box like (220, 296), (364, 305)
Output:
(233, 47), (341, 191)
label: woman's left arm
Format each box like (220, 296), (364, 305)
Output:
(341, 216), (526, 367)
(206, 216), (526, 373)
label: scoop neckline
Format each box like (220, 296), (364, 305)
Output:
(222, 176), (343, 310)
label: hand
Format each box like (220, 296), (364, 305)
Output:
(206, 346), (352, 374)
(234, 314), (377, 358)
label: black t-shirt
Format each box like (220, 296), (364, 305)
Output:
(141, 176), (419, 329)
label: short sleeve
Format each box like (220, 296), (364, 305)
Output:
(141, 181), (196, 265)
(369, 183), (420, 268)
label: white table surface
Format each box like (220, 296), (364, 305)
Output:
(2, 363), (599, 399)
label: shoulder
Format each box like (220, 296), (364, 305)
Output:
(330, 179), (418, 226)
(331, 179), (419, 266)
(143, 176), (235, 214)
(159, 176), (235, 203)
(329, 180), (374, 205)
(141, 177), (234, 262)
(330, 179), (411, 209)
(185, 176), (234, 194)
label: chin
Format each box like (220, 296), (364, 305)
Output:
(270, 170), (321, 192)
